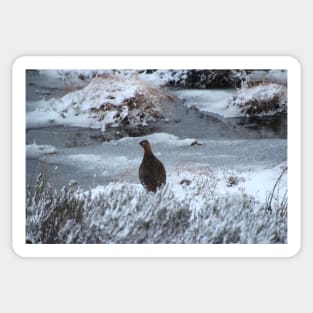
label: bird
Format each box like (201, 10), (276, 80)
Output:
(139, 140), (166, 192)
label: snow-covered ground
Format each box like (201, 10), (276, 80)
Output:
(86, 160), (287, 208)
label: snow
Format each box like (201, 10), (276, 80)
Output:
(163, 163), (287, 210)
(26, 142), (57, 158)
(214, 162), (287, 204)
(116, 132), (198, 146)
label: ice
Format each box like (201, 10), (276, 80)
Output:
(116, 132), (197, 146)
(172, 89), (237, 117)
(26, 142), (57, 158)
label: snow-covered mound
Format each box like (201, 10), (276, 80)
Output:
(26, 142), (57, 158)
(27, 76), (172, 129)
(226, 83), (287, 116)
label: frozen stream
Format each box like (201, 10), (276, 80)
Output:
(26, 72), (287, 190)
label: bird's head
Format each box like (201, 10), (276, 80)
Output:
(139, 140), (152, 154)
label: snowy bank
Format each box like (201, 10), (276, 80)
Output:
(27, 76), (173, 129)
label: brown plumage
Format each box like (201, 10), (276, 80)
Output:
(139, 140), (166, 192)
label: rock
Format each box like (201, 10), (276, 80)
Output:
(180, 179), (192, 186)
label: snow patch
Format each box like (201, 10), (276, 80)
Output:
(215, 163), (287, 203)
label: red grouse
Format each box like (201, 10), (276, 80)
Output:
(139, 140), (166, 192)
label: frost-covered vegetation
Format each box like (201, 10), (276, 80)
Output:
(26, 170), (287, 244)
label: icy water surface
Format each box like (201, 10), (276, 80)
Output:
(26, 70), (69, 103)
(26, 71), (287, 189)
